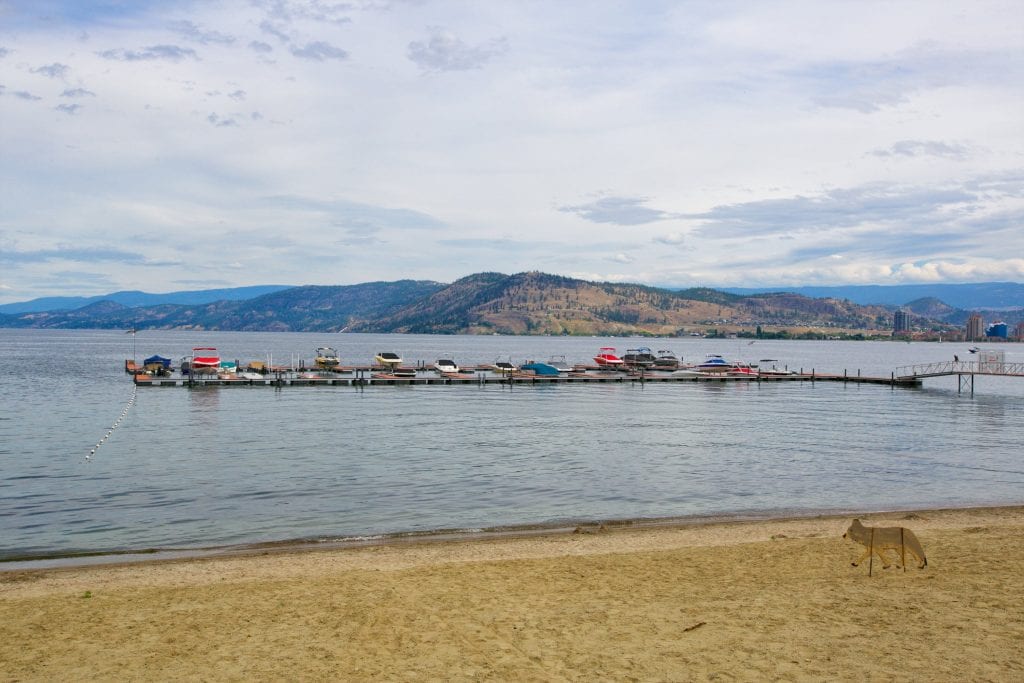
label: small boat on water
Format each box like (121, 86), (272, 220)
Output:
(756, 360), (795, 376)
(671, 368), (701, 378)
(546, 355), (573, 373)
(519, 361), (561, 376)
(491, 358), (516, 375)
(182, 347), (220, 375)
(622, 347), (657, 369)
(315, 347), (340, 369)
(695, 354), (732, 373)
(969, 346), (980, 354)
(374, 352), (402, 369)
(653, 350), (679, 370)
(433, 358), (460, 374)
(694, 354), (757, 376)
(593, 347), (624, 368)
(392, 367), (417, 378)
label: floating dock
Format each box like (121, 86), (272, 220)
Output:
(132, 369), (921, 389)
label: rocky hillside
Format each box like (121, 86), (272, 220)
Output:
(0, 271), (941, 335)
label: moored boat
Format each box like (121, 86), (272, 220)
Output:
(519, 361), (561, 376)
(695, 354), (732, 373)
(433, 358), (460, 374)
(593, 347), (624, 368)
(374, 352), (402, 369)
(315, 347), (341, 369)
(183, 347), (220, 375)
(653, 350), (679, 369)
(546, 355), (573, 373)
(491, 358), (516, 375)
(622, 347), (656, 368)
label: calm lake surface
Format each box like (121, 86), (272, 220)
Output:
(2, 329), (1023, 563)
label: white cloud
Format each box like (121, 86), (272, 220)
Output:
(0, 0), (1021, 303)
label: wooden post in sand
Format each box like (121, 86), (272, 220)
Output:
(868, 528), (875, 577)
(901, 527), (906, 573)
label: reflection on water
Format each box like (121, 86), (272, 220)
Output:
(1, 329), (1022, 560)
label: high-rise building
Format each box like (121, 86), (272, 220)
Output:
(966, 312), (984, 341)
(1015, 321), (1024, 341)
(893, 309), (910, 336)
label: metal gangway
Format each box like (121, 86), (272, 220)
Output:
(895, 358), (1024, 394)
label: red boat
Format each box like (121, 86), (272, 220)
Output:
(190, 347), (220, 369)
(593, 347), (624, 367)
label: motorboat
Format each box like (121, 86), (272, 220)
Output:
(671, 368), (701, 378)
(374, 352), (402, 369)
(694, 354), (757, 376)
(141, 355), (172, 376)
(433, 358), (460, 374)
(315, 347), (341, 369)
(392, 367), (417, 378)
(491, 359), (516, 375)
(546, 355), (573, 373)
(653, 350), (679, 370)
(969, 346), (980, 354)
(191, 347), (220, 369)
(729, 362), (759, 377)
(694, 354), (732, 373)
(519, 361), (561, 376)
(756, 360), (795, 376)
(622, 347), (657, 368)
(181, 347), (220, 375)
(593, 347), (624, 368)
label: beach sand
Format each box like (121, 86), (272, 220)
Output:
(2, 506), (1023, 681)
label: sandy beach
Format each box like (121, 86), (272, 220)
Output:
(2, 506), (1022, 681)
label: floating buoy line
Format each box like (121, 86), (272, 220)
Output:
(86, 384), (137, 462)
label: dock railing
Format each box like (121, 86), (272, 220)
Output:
(896, 360), (1024, 379)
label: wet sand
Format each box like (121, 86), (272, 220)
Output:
(2, 506), (1023, 681)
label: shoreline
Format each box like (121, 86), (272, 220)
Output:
(4, 501), (1019, 572)
(3, 504), (1022, 680)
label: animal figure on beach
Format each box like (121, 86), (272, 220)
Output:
(843, 519), (927, 569)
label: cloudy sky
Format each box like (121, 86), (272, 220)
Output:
(1, 0), (1022, 303)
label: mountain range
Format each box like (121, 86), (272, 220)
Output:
(0, 273), (1020, 335)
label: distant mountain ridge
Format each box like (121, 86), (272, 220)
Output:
(718, 282), (1024, 310)
(1, 274), (1020, 334)
(0, 285), (294, 315)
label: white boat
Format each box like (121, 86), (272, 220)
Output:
(546, 355), (573, 373)
(491, 359), (516, 375)
(315, 347), (340, 369)
(695, 355), (758, 377)
(374, 352), (402, 369)
(433, 358), (460, 374)
(593, 347), (624, 367)
(671, 368), (700, 378)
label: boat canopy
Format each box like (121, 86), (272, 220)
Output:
(143, 355), (171, 367)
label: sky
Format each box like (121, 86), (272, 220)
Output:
(1, 0), (1023, 303)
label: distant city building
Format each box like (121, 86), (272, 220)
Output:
(892, 309), (911, 336)
(1015, 321), (1024, 341)
(986, 321), (1008, 338)
(966, 312), (984, 341)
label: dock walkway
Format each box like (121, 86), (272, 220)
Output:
(134, 370), (920, 389)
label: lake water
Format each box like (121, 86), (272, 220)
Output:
(2, 329), (1023, 564)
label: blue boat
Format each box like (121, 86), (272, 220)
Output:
(142, 355), (171, 368)
(519, 361), (561, 376)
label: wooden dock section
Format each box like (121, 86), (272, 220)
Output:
(133, 370), (921, 389)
